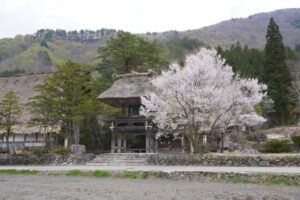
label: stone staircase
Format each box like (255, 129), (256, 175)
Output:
(86, 153), (151, 166)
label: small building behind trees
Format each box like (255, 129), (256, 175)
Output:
(0, 73), (60, 150)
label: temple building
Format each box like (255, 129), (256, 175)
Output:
(98, 71), (183, 153)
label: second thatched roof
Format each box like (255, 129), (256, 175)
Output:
(0, 73), (59, 135)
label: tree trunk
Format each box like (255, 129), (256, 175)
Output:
(5, 132), (10, 154)
(220, 133), (224, 153)
(125, 60), (130, 73)
(44, 126), (51, 149)
(189, 139), (194, 154)
(72, 122), (80, 145)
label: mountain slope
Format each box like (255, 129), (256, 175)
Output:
(0, 29), (115, 73)
(179, 8), (300, 48)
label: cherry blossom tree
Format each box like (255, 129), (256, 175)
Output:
(140, 48), (267, 154)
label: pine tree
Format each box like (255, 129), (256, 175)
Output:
(98, 31), (167, 74)
(262, 18), (295, 124)
(31, 60), (101, 145)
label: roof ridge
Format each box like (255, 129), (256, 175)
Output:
(113, 70), (157, 80)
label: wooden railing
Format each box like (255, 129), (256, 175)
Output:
(0, 141), (45, 148)
(104, 116), (146, 124)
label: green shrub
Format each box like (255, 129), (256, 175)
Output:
(140, 172), (150, 179)
(263, 139), (291, 153)
(292, 135), (300, 147)
(120, 171), (138, 179)
(66, 170), (82, 176)
(0, 169), (38, 175)
(30, 147), (49, 155)
(51, 147), (71, 155)
(266, 176), (300, 186)
(91, 170), (110, 177)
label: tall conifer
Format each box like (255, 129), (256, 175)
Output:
(263, 18), (295, 124)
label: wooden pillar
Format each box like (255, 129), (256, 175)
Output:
(146, 131), (150, 153)
(149, 134), (152, 153)
(117, 133), (122, 153)
(181, 135), (185, 153)
(111, 131), (115, 153)
(122, 105), (125, 115)
(123, 134), (127, 152)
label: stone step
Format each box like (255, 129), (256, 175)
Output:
(94, 154), (150, 156)
(88, 162), (147, 165)
(90, 160), (147, 163)
(86, 153), (151, 166)
(90, 156), (146, 159)
(86, 162), (146, 166)
(89, 159), (147, 162)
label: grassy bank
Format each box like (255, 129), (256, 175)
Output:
(0, 169), (38, 175)
(0, 169), (299, 187)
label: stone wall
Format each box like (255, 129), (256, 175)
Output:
(147, 153), (300, 166)
(0, 154), (95, 165)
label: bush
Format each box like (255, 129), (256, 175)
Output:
(51, 147), (71, 155)
(66, 170), (82, 176)
(263, 139), (291, 153)
(291, 135), (300, 147)
(91, 170), (110, 177)
(30, 147), (49, 155)
(120, 171), (138, 179)
(0, 169), (38, 175)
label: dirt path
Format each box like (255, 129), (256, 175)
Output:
(0, 175), (299, 200)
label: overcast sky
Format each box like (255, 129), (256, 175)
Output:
(1, 0), (300, 38)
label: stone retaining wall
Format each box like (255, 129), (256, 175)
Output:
(147, 154), (300, 166)
(2, 153), (300, 167)
(0, 154), (95, 165)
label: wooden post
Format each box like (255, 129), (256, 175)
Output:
(117, 133), (122, 153)
(122, 105), (125, 115)
(123, 134), (127, 152)
(146, 131), (149, 153)
(111, 131), (115, 153)
(181, 135), (185, 153)
(155, 139), (158, 153)
(221, 133), (224, 153)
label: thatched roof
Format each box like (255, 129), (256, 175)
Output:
(0, 73), (59, 135)
(98, 71), (156, 107)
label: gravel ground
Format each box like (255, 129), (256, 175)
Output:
(0, 175), (299, 200)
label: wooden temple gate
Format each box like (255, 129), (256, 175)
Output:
(108, 116), (157, 153)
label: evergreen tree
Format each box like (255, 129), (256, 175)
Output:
(217, 42), (264, 79)
(98, 31), (167, 74)
(27, 84), (60, 149)
(262, 18), (295, 124)
(32, 61), (102, 145)
(0, 91), (22, 153)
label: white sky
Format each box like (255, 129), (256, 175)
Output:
(1, 0), (300, 38)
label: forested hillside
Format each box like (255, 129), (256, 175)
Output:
(0, 29), (205, 74)
(0, 8), (300, 74)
